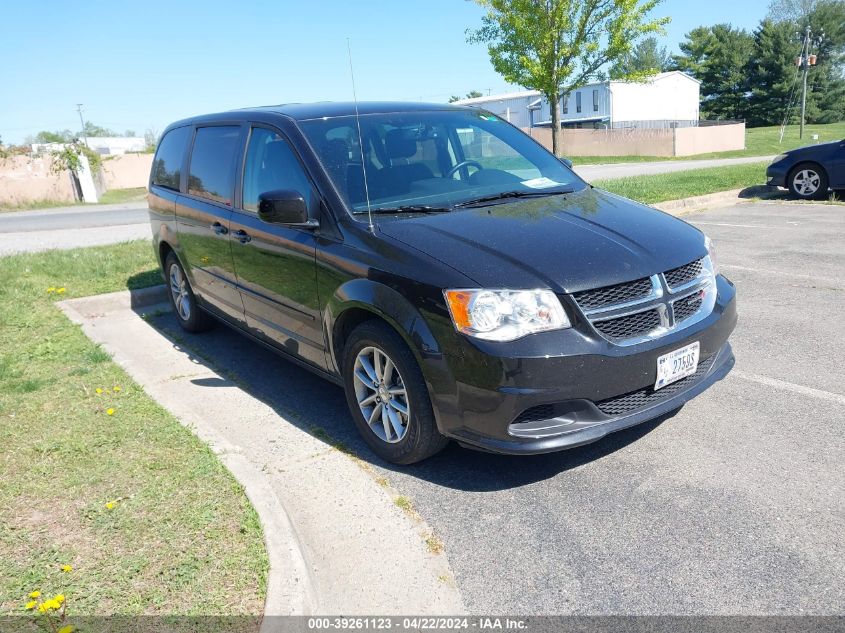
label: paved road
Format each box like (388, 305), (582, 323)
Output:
(0, 156), (774, 253)
(0, 202), (149, 256)
(151, 200), (844, 614)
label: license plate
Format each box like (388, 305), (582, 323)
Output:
(655, 342), (700, 390)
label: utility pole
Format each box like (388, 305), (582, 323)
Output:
(799, 26), (812, 140)
(76, 104), (87, 146)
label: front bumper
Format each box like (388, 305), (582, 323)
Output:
(766, 163), (788, 188)
(426, 276), (737, 455)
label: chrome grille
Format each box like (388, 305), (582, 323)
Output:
(572, 277), (652, 311)
(571, 256), (715, 346)
(595, 354), (716, 415)
(664, 259), (703, 289)
(593, 309), (661, 341)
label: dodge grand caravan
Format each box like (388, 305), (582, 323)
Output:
(148, 102), (737, 464)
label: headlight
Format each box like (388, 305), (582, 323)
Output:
(771, 154), (788, 164)
(705, 235), (719, 275)
(443, 289), (570, 341)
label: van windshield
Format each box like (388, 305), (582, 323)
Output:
(298, 109), (586, 214)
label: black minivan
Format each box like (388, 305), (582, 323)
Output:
(148, 102), (736, 464)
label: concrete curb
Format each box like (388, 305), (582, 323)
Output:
(653, 186), (780, 216)
(57, 290), (465, 620)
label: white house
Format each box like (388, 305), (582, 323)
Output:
(455, 71), (701, 130)
(83, 137), (146, 155)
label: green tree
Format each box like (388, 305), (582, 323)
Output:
(467, 0), (669, 155)
(803, 0), (845, 123)
(449, 90), (485, 102)
(34, 130), (74, 144)
(747, 19), (802, 126)
(82, 121), (116, 137)
(672, 24), (755, 120)
(610, 36), (670, 77)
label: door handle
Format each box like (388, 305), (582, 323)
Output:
(232, 229), (252, 244)
(211, 222), (228, 235)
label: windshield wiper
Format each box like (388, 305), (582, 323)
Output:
(368, 204), (452, 214)
(453, 188), (575, 209)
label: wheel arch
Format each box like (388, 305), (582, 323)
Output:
(326, 279), (444, 376)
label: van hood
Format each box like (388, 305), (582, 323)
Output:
(377, 187), (707, 294)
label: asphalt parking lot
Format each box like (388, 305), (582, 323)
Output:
(152, 200), (844, 614)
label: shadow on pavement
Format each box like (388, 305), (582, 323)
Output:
(146, 309), (675, 492)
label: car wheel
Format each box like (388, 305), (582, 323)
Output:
(342, 320), (448, 464)
(788, 163), (829, 200)
(165, 252), (214, 333)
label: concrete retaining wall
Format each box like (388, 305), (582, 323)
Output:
(0, 155), (76, 206)
(101, 153), (153, 190)
(524, 122), (745, 157)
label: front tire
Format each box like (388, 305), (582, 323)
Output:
(342, 321), (448, 464)
(788, 163), (829, 200)
(164, 252), (214, 333)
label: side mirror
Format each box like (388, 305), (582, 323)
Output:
(257, 190), (318, 228)
(559, 156), (573, 169)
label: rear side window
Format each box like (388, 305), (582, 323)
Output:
(151, 126), (190, 190)
(188, 126), (241, 205)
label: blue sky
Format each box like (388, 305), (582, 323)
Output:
(1, 0), (769, 144)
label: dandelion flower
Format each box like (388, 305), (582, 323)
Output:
(106, 408), (115, 416)
(57, 288), (66, 294)
(95, 388), (103, 394)
(58, 626), (74, 633)
(38, 602), (49, 613)
(29, 590), (40, 599)
(46, 287), (56, 294)
(25, 601), (37, 610)
(112, 386), (121, 392)
(61, 564), (72, 572)
(105, 501), (115, 510)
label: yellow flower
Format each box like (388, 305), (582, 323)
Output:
(112, 385), (121, 392)
(106, 408), (115, 416)
(61, 564), (72, 572)
(95, 388), (103, 394)
(29, 590), (40, 599)
(58, 626), (74, 633)
(57, 287), (66, 294)
(25, 600), (37, 610)
(46, 287), (56, 294)
(105, 501), (115, 510)
(54, 594), (65, 604)
(43, 598), (61, 611)
(38, 602), (49, 613)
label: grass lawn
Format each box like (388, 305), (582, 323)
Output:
(570, 121), (845, 165)
(594, 161), (770, 205)
(97, 187), (147, 205)
(0, 242), (267, 620)
(0, 199), (83, 213)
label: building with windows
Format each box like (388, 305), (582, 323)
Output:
(454, 71), (701, 130)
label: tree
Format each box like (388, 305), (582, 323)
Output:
(34, 130), (74, 144)
(747, 19), (802, 126)
(449, 90), (485, 102)
(672, 24), (755, 120)
(124, 129), (137, 137)
(82, 121), (116, 138)
(610, 36), (671, 77)
(467, 0), (669, 156)
(767, 0), (820, 21)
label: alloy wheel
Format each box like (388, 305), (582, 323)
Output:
(169, 263), (191, 321)
(793, 169), (821, 196)
(353, 346), (410, 443)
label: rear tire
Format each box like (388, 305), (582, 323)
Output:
(342, 320), (448, 464)
(788, 163), (829, 200)
(164, 252), (214, 333)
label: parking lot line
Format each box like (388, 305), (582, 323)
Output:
(732, 370), (845, 406)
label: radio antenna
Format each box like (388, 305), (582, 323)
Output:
(346, 38), (374, 232)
